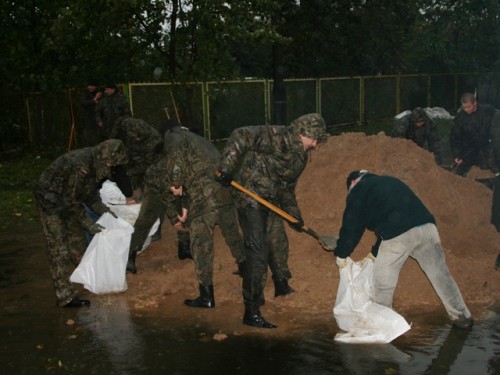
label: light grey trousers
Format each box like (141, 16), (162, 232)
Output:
(373, 223), (471, 321)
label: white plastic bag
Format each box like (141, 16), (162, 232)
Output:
(70, 213), (133, 294)
(333, 257), (411, 344)
(99, 180), (159, 252)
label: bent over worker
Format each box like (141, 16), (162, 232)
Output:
(332, 170), (473, 329)
(33, 140), (128, 308)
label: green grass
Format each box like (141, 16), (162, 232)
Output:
(0, 146), (65, 230)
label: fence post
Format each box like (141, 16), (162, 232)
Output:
(427, 75), (432, 107)
(316, 78), (321, 114)
(396, 75), (401, 114)
(202, 81), (211, 140)
(359, 76), (365, 125)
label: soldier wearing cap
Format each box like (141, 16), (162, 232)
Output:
(391, 107), (442, 164)
(109, 115), (163, 194)
(215, 113), (328, 329)
(95, 82), (131, 141)
(33, 139), (128, 308)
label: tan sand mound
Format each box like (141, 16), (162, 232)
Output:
(126, 132), (499, 328)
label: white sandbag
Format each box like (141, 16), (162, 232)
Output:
(333, 257), (411, 344)
(99, 180), (160, 252)
(70, 213), (133, 294)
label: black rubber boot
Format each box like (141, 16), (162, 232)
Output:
(178, 238), (192, 260)
(273, 277), (295, 297)
(126, 250), (138, 274)
(233, 260), (247, 277)
(184, 284), (215, 308)
(64, 296), (91, 308)
(243, 303), (277, 329)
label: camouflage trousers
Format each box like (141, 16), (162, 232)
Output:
(129, 190), (188, 257)
(189, 203), (246, 286)
(237, 207), (291, 306)
(38, 210), (88, 306)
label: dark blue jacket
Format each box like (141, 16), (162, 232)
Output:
(335, 173), (435, 258)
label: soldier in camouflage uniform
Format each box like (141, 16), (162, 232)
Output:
(216, 113), (328, 329)
(126, 126), (246, 311)
(126, 156), (191, 274)
(391, 107), (442, 164)
(109, 115), (163, 194)
(33, 140), (128, 307)
(95, 83), (131, 141)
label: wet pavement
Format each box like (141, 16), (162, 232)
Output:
(1, 223), (499, 374)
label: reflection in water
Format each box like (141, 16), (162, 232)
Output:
(423, 326), (471, 375)
(77, 295), (144, 374)
(337, 341), (412, 374)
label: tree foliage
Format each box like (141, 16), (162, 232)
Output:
(1, 0), (500, 92)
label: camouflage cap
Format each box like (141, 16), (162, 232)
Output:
(99, 139), (128, 165)
(291, 113), (328, 142)
(129, 119), (149, 139)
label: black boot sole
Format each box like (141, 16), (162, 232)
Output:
(184, 299), (215, 308)
(243, 315), (277, 329)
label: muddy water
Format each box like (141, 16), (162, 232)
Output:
(1, 224), (499, 374)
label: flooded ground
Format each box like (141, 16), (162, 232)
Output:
(0, 223), (499, 375)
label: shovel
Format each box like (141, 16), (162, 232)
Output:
(226, 178), (338, 252)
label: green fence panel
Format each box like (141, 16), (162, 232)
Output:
(207, 80), (266, 139)
(320, 78), (360, 126)
(364, 76), (398, 122)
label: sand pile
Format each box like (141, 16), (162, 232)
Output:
(127, 132), (499, 326)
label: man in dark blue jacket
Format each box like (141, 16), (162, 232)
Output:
(333, 170), (473, 329)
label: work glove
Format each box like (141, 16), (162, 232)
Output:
(336, 256), (350, 269)
(215, 170), (233, 187)
(288, 216), (304, 232)
(88, 222), (105, 235)
(319, 235), (338, 251)
(359, 252), (376, 266)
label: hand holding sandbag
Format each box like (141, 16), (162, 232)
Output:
(336, 257), (349, 269)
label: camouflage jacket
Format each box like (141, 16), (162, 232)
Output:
(391, 113), (442, 163)
(144, 127), (231, 222)
(142, 159), (181, 224)
(450, 103), (497, 160)
(33, 146), (111, 230)
(218, 125), (307, 218)
(95, 91), (131, 136)
(164, 127), (233, 219)
(109, 117), (163, 177)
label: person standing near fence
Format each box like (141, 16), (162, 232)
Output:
(215, 113), (328, 329)
(33, 139), (128, 308)
(79, 80), (102, 146)
(391, 107), (442, 164)
(449, 92), (497, 176)
(96, 82), (131, 141)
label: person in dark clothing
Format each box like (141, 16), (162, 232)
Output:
(95, 82), (131, 141)
(449, 93), (497, 176)
(216, 113), (328, 329)
(391, 107), (442, 164)
(79, 80), (102, 146)
(329, 170), (473, 328)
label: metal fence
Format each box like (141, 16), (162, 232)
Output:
(15, 72), (494, 148)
